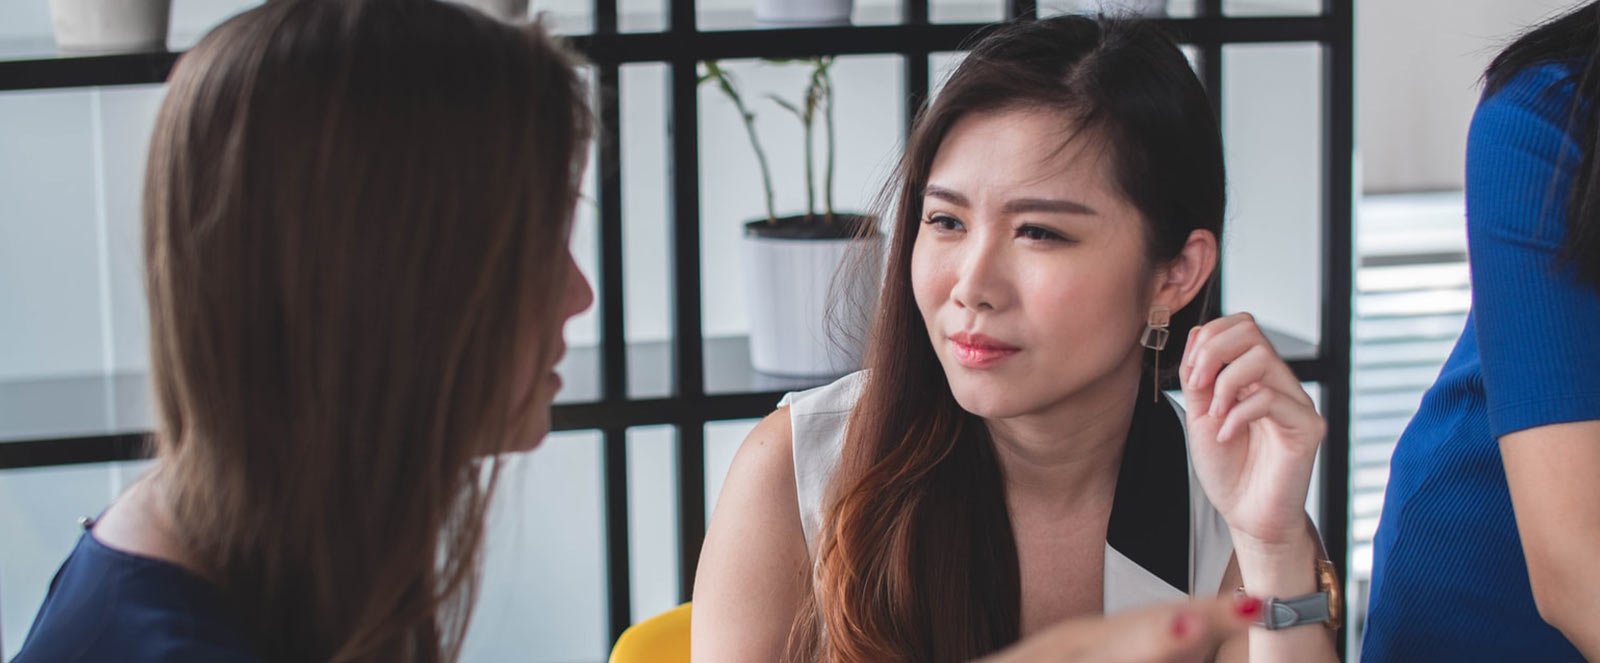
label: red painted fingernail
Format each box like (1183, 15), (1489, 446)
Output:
(1234, 595), (1263, 619)
(1171, 611), (1200, 639)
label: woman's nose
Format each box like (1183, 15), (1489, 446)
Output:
(949, 239), (1010, 313)
(563, 250), (594, 319)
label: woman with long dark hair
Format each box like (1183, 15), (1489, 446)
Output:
(1364, 3), (1600, 660)
(13, 1), (594, 661)
(694, 16), (1338, 663)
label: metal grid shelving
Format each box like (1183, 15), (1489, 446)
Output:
(0, 0), (1353, 655)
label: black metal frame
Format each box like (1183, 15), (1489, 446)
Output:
(0, 1), (1354, 657)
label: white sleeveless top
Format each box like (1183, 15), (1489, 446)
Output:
(779, 371), (1235, 615)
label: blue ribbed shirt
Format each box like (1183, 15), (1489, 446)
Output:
(1363, 61), (1600, 662)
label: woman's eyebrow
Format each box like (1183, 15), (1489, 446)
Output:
(923, 185), (1098, 216)
(922, 184), (969, 206)
(1002, 197), (1098, 216)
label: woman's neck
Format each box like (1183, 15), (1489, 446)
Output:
(985, 360), (1143, 513)
(91, 462), (207, 578)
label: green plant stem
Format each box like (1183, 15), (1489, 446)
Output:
(705, 62), (776, 224)
(821, 59), (836, 224)
(804, 91), (816, 221)
(744, 105), (778, 224)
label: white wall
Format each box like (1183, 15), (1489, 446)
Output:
(1357, 0), (1576, 193)
(0, 87), (106, 382)
(1220, 43), (1324, 346)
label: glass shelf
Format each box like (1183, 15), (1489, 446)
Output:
(0, 335), (836, 445)
(0, 373), (150, 444)
(0, 37), (77, 62)
(1266, 325), (1318, 362)
(0, 328), (1312, 446)
(557, 336), (835, 401)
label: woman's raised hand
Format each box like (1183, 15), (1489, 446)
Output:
(1179, 313), (1326, 553)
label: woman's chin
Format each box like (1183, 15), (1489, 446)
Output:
(948, 384), (1030, 420)
(503, 414), (552, 454)
(511, 433), (548, 454)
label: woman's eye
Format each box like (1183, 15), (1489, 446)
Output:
(1018, 224), (1067, 242)
(923, 214), (964, 231)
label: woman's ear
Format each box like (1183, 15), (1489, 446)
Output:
(1150, 229), (1219, 311)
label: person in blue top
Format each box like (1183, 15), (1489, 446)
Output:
(1363, 3), (1600, 661)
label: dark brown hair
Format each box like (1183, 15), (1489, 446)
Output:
(144, 1), (591, 661)
(787, 16), (1223, 662)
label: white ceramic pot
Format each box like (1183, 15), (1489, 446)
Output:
(742, 218), (881, 377)
(49, 0), (171, 54)
(753, 0), (854, 26)
(450, 0), (531, 22)
(1094, 0), (1167, 16)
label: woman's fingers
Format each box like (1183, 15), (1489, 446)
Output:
(1206, 344), (1311, 421)
(1096, 597), (1253, 663)
(1182, 313), (1312, 422)
(1181, 314), (1248, 383)
(1178, 326), (1200, 389)
(983, 595), (1255, 663)
(1215, 384), (1326, 446)
(1183, 314), (1272, 392)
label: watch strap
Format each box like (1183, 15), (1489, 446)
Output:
(1261, 592), (1331, 630)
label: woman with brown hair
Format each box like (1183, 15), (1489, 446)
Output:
(694, 16), (1339, 663)
(13, 1), (593, 661)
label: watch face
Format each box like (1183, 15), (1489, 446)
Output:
(1317, 559), (1343, 630)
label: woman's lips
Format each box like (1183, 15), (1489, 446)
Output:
(549, 344), (567, 391)
(949, 332), (1021, 369)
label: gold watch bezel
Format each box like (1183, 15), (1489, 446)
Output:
(1317, 558), (1343, 630)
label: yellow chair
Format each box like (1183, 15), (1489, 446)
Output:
(610, 602), (692, 663)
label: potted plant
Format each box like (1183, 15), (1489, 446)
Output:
(753, 0), (853, 26)
(701, 58), (882, 378)
(1093, 0), (1166, 16)
(49, 0), (171, 53)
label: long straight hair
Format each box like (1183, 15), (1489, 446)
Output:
(144, 2), (591, 661)
(1486, 0), (1600, 292)
(786, 16), (1224, 662)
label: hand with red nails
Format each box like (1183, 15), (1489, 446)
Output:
(977, 595), (1259, 663)
(1178, 312), (1326, 556)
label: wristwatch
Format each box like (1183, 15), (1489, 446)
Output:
(1244, 559), (1343, 631)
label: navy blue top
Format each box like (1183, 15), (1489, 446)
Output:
(1363, 61), (1600, 661)
(14, 530), (260, 662)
